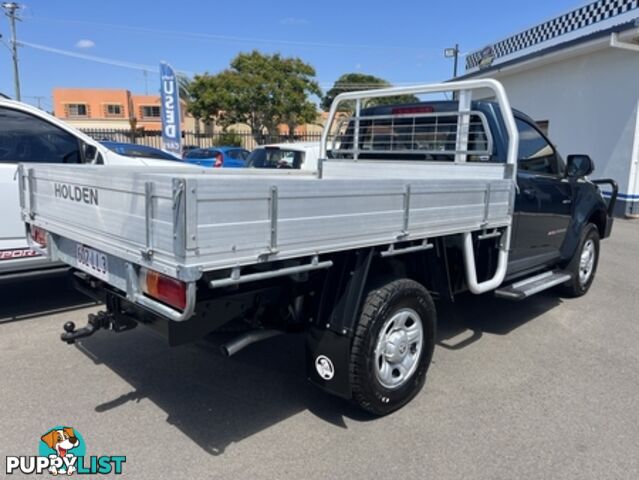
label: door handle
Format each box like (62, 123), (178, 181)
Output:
(562, 199), (572, 205)
(522, 188), (537, 199)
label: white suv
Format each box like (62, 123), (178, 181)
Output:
(0, 98), (189, 281)
(246, 142), (321, 172)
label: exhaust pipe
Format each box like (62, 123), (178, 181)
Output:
(221, 329), (283, 357)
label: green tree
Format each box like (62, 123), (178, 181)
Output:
(216, 129), (243, 147)
(187, 72), (229, 135)
(178, 74), (204, 136)
(276, 56), (322, 138)
(321, 73), (418, 112)
(188, 51), (321, 143)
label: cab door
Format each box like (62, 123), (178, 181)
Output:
(0, 105), (82, 272)
(509, 117), (572, 273)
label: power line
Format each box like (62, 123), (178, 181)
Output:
(317, 83), (434, 89)
(19, 40), (438, 89)
(2, 2), (22, 101)
(26, 16), (439, 52)
(19, 40), (195, 76)
(23, 94), (48, 109)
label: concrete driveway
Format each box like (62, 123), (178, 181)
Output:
(1, 220), (638, 479)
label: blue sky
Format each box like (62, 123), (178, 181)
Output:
(0, 0), (586, 110)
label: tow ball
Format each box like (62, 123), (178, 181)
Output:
(61, 311), (136, 344)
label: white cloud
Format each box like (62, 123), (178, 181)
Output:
(75, 39), (95, 49)
(280, 17), (310, 25)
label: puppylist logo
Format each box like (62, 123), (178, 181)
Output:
(6, 426), (126, 475)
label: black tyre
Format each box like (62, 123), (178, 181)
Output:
(559, 223), (600, 297)
(350, 278), (436, 415)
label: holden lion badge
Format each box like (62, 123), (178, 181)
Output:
(315, 355), (335, 380)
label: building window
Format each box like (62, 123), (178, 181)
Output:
(67, 104), (88, 118)
(140, 105), (161, 119)
(105, 104), (123, 117)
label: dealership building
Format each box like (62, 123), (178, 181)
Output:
(461, 0), (639, 216)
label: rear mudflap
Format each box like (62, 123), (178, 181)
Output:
(306, 326), (353, 399)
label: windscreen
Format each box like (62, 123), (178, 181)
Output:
(113, 146), (179, 161)
(185, 149), (219, 160)
(246, 148), (304, 169)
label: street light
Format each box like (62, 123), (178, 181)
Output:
(444, 44), (460, 78)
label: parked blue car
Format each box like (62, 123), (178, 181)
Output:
(100, 141), (182, 161)
(184, 147), (250, 168)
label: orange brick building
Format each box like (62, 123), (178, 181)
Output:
(52, 87), (332, 142)
(52, 88), (186, 130)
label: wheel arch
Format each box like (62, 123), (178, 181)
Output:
(587, 208), (607, 239)
(306, 242), (449, 400)
(365, 238), (453, 302)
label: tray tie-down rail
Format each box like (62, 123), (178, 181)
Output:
(209, 255), (334, 289)
(209, 239), (436, 290)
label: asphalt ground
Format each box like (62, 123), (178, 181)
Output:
(1, 219), (638, 479)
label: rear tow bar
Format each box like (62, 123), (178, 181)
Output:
(61, 310), (136, 344)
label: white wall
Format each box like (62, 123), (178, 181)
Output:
(490, 47), (639, 214)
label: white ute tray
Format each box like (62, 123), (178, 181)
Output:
(21, 164), (513, 281)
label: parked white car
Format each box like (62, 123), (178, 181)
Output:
(246, 142), (320, 172)
(0, 97), (191, 280)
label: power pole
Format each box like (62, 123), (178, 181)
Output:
(2, 2), (21, 101)
(453, 43), (459, 78)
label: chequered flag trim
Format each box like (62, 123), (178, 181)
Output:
(466, 0), (639, 70)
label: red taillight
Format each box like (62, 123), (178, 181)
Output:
(391, 106), (434, 115)
(31, 226), (47, 247)
(140, 269), (187, 311)
(214, 153), (223, 168)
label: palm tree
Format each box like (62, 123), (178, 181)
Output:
(177, 74), (192, 102)
(177, 74), (203, 139)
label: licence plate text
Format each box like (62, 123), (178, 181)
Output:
(75, 244), (109, 282)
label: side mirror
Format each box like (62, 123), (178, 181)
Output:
(566, 154), (594, 178)
(82, 143), (101, 164)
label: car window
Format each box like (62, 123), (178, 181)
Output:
(121, 148), (176, 160)
(109, 145), (178, 161)
(516, 118), (563, 175)
(246, 148), (304, 169)
(186, 149), (218, 159)
(227, 149), (241, 160)
(227, 149), (250, 160)
(0, 107), (81, 164)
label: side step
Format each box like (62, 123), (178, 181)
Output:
(494, 270), (572, 300)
